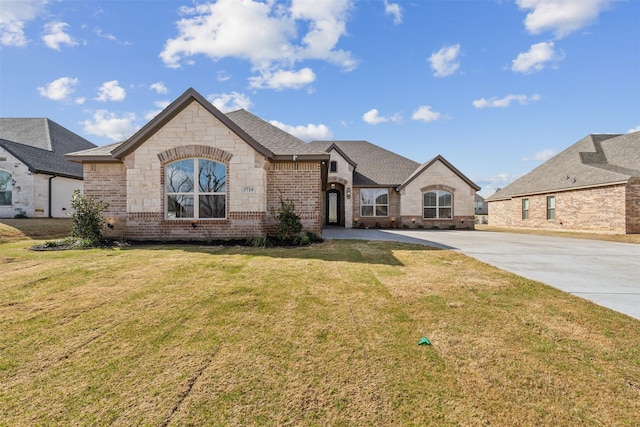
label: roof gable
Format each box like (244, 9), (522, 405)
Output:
(111, 88), (276, 160)
(488, 131), (640, 201)
(397, 155), (480, 191)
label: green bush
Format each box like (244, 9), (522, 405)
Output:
(70, 190), (107, 246)
(274, 196), (302, 241)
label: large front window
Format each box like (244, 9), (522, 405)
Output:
(360, 189), (388, 217)
(166, 159), (226, 219)
(0, 171), (12, 206)
(423, 190), (452, 219)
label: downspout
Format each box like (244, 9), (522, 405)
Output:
(48, 175), (56, 218)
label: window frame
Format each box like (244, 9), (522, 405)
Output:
(522, 198), (530, 220)
(423, 190), (453, 219)
(360, 188), (389, 217)
(546, 195), (556, 220)
(165, 158), (227, 220)
(329, 161), (337, 173)
(0, 170), (12, 206)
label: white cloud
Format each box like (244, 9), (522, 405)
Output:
(516, 0), (612, 38)
(95, 80), (126, 102)
(411, 105), (445, 123)
(160, 0), (355, 90)
(207, 92), (252, 113)
(144, 100), (171, 120)
(248, 67), (316, 90)
(522, 148), (557, 162)
(428, 44), (461, 77)
(37, 76), (79, 101)
(472, 93), (541, 108)
(511, 41), (563, 74)
(476, 173), (521, 197)
(362, 108), (402, 125)
(384, 0), (402, 25)
(217, 70), (231, 82)
(628, 125), (640, 134)
(149, 82), (168, 94)
(269, 120), (333, 142)
(82, 110), (138, 141)
(0, 0), (47, 47)
(42, 21), (77, 50)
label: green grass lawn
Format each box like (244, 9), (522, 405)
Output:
(1, 220), (639, 425)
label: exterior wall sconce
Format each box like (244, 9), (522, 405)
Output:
(191, 222), (198, 228)
(354, 217), (359, 224)
(412, 218), (416, 224)
(346, 187), (351, 199)
(107, 223), (114, 229)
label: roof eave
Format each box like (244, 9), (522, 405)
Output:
(487, 179), (632, 201)
(64, 154), (121, 163)
(272, 153), (331, 162)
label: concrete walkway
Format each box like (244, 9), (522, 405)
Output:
(322, 227), (640, 320)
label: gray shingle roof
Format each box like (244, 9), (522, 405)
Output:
(0, 118), (96, 179)
(226, 109), (327, 157)
(308, 140), (420, 186)
(488, 131), (640, 201)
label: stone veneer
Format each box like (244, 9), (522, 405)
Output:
(83, 100), (323, 241)
(488, 182), (640, 234)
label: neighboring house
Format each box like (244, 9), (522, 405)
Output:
(474, 194), (488, 215)
(0, 118), (96, 218)
(66, 88), (479, 241)
(487, 131), (640, 234)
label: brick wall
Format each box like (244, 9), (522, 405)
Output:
(83, 162), (127, 239)
(266, 161), (323, 235)
(626, 178), (640, 233)
(488, 183), (632, 233)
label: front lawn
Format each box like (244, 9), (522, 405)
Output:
(1, 234), (638, 425)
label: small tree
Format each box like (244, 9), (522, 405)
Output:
(70, 190), (107, 245)
(275, 196), (302, 241)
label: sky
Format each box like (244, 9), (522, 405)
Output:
(0, 0), (638, 196)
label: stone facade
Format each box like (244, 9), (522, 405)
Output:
(488, 183), (638, 233)
(83, 101), (323, 241)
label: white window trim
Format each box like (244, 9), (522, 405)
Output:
(423, 190), (453, 219)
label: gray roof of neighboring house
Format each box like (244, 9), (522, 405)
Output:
(308, 140), (421, 186)
(67, 88), (328, 163)
(487, 131), (640, 201)
(0, 118), (96, 179)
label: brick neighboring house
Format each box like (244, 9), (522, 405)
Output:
(66, 88), (479, 241)
(487, 131), (640, 234)
(0, 118), (96, 218)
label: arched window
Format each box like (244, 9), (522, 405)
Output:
(0, 171), (12, 206)
(423, 190), (452, 219)
(166, 159), (226, 219)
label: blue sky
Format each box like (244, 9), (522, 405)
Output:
(1, 0), (638, 196)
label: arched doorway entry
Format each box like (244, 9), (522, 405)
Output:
(326, 187), (344, 226)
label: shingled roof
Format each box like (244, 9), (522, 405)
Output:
(0, 118), (96, 179)
(308, 140), (420, 186)
(67, 88), (328, 163)
(488, 131), (640, 201)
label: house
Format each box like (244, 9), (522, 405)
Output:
(474, 194), (488, 215)
(487, 131), (640, 234)
(0, 118), (96, 218)
(66, 88), (479, 241)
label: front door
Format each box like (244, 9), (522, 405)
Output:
(327, 190), (341, 225)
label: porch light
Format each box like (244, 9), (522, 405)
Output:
(354, 217), (359, 224)
(346, 187), (351, 199)
(412, 218), (416, 224)
(107, 223), (114, 229)
(191, 222), (198, 228)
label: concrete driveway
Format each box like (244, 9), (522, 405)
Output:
(322, 228), (640, 320)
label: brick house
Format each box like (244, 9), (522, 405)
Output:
(0, 118), (96, 218)
(66, 88), (479, 241)
(487, 131), (640, 234)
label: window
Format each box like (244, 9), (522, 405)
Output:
(547, 195), (556, 220)
(423, 190), (452, 219)
(0, 171), (11, 206)
(330, 161), (337, 173)
(166, 159), (226, 219)
(522, 198), (529, 220)
(360, 189), (388, 217)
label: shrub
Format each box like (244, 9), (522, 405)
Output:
(13, 213), (27, 219)
(249, 235), (272, 248)
(274, 196), (302, 241)
(70, 190), (107, 246)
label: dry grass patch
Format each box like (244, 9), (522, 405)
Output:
(0, 238), (638, 426)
